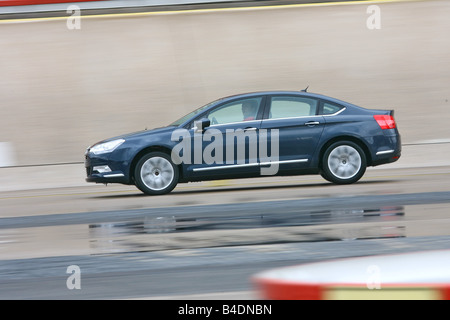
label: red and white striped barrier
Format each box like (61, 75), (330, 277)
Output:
(0, 0), (106, 6)
(253, 250), (450, 300)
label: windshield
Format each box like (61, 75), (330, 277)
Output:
(168, 98), (222, 127)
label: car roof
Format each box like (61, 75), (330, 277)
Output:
(175, 90), (361, 127)
(219, 90), (354, 106)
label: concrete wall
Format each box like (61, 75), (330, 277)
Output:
(1, 0), (449, 166)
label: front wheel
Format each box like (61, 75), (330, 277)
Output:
(134, 152), (179, 195)
(321, 141), (366, 184)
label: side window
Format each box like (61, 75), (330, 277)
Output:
(268, 96), (318, 119)
(322, 101), (343, 115)
(207, 97), (262, 125)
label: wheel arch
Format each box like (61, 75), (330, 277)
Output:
(318, 135), (372, 169)
(129, 145), (183, 183)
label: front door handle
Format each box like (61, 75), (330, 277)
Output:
(244, 127), (257, 132)
(305, 121), (320, 126)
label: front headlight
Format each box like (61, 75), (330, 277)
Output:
(90, 139), (125, 155)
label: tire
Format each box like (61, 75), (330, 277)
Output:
(134, 152), (179, 195)
(321, 141), (366, 184)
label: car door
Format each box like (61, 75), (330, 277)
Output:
(186, 96), (266, 178)
(259, 94), (324, 173)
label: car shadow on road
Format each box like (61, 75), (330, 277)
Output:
(90, 179), (398, 199)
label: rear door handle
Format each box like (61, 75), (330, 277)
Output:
(305, 121), (320, 126)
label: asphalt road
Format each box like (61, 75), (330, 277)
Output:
(1, 0), (450, 301)
(1, 165), (450, 299)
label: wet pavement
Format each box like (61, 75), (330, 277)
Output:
(1, 166), (450, 298)
(1, 196), (450, 259)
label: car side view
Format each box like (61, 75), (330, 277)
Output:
(85, 91), (401, 195)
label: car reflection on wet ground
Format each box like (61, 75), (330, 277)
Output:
(1, 187), (450, 260)
(87, 205), (406, 254)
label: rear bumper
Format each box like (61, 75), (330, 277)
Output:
(372, 151), (401, 166)
(371, 133), (402, 166)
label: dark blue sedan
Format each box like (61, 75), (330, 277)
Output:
(85, 91), (401, 195)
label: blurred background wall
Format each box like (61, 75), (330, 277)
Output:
(0, 0), (449, 166)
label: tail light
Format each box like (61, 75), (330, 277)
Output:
(374, 115), (396, 129)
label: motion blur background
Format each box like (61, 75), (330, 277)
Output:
(1, 0), (450, 300)
(1, 0), (449, 169)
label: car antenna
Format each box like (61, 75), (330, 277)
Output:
(301, 85), (309, 92)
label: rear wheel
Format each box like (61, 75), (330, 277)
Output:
(134, 152), (179, 195)
(321, 141), (366, 184)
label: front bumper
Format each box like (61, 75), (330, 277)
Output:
(85, 153), (129, 184)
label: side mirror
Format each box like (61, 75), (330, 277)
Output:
(193, 118), (211, 133)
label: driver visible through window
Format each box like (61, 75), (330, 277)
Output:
(242, 100), (258, 121)
(207, 98), (262, 125)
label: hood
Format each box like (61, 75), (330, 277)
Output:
(93, 125), (177, 145)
